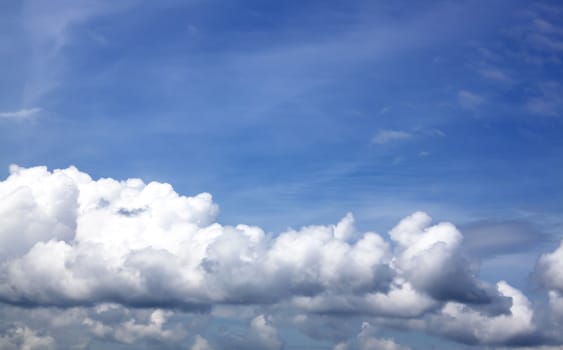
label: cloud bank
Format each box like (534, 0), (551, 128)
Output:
(0, 165), (562, 348)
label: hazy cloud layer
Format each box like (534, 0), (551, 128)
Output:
(461, 219), (552, 258)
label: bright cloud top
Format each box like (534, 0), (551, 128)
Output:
(0, 165), (496, 310)
(0, 165), (562, 348)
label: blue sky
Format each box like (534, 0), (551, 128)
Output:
(1, 1), (563, 349)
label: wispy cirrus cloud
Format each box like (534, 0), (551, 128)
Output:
(479, 66), (513, 83)
(371, 128), (444, 145)
(0, 107), (41, 120)
(371, 130), (412, 144)
(526, 81), (563, 117)
(20, 0), (133, 104)
(458, 90), (485, 109)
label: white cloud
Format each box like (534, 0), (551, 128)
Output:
(0, 166), (506, 315)
(537, 241), (563, 293)
(292, 279), (437, 318)
(83, 309), (186, 345)
(0, 325), (55, 350)
(371, 130), (412, 144)
(1, 165), (563, 348)
(458, 90), (485, 109)
(371, 128), (444, 146)
(0, 303), (197, 348)
(548, 291), (563, 319)
(249, 315), (283, 350)
(0, 108), (41, 120)
(333, 322), (411, 350)
(191, 335), (215, 350)
(213, 314), (283, 350)
(426, 281), (536, 345)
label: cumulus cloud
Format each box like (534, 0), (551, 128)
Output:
(246, 315), (283, 350)
(292, 313), (358, 342)
(83, 308), (185, 344)
(333, 322), (411, 350)
(1, 165), (494, 313)
(426, 281), (537, 346)
(1, 165), (563, 348)
(191, 335), (215, 350)
(0, 303), (200, 349)
(212, 314), (283, 350)
(389, 212), (497, 306)
(536, 241), (563, 320)
(0, 325), (55, 350)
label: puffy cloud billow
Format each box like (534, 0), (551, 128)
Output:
(0, 165), (563, 348)
(0, 166), (495, 310)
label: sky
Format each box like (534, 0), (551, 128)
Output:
(0, 0), (563, 349)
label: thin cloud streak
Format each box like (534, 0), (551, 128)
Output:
(0, 108), (41, 120)
(371, 130), (412, 144)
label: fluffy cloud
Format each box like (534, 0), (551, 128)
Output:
(537, 241), (563, 294)
(0, 303), (200, 349)
(190, 335), (215, 350)
(1, 165), (562, 348)
(0, 165), (78, 260)
(536, 240), (563, 340)
(83, 308), (185, 344)
(200, 314), (283, 350)
(333, 322), (411, 350)
(0, 165), (501, 314)
(0, 325), (55, 350)
(390, 212), (496, 305)
(426, 281), (537, 346)
(234, 315), (283, 350)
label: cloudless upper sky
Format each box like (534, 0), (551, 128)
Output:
(0, 0), (563, 348)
